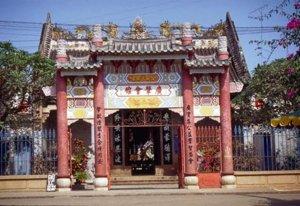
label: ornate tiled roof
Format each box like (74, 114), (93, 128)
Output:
(56, 55), (102, 70)
(39, 14), (249, 82)
(50, 38), (219, 55)
(56, 62), (101, 70)
(225, 12), (250, 82)
(185, 53), (229, 67)
(92, 38), (190, 54)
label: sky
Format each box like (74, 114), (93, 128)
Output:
(0, 0), (297, 73)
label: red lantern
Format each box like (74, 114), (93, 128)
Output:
(255, 99), (264, 108)
(19, 100), (29, 113)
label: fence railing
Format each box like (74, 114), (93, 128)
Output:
(0, 128), (57, 175)
(233, 125), (300, 171)
(1, 125), (299, 176)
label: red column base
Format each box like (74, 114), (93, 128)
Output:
(198, 173), (221, 188)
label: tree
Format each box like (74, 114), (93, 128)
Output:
(233, 56), (300, 125)
(0, 42), (55, 125)
(233, 0), (300, 125)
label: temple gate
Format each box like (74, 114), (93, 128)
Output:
(39, 13), (249, 191)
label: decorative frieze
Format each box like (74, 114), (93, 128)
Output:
(103, 60), (182, 74)
(104, 72), (182, 109)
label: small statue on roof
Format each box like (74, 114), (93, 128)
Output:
(129, 17), (149, 39)
(204, 22), (226, 37)
(160, 21), (172, 38)
(52, 27), (74, 41)
(107, 22), (118, 38)
(75, 25), (92, 39)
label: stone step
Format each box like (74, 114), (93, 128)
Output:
(111, 184), (179, 190)
(111, 175), (178, 185)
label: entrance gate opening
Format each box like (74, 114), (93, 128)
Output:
(107, 109), (183, 180)
(125, 127), (159, 175)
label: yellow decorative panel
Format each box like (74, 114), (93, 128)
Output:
(73, 108), (87, 118)
(73, 87), (88, 96)
(199, 85), (214, 94)
(127, 73), (159, 83)
(194, 105), (220, 117)
(199, 106), (213, 116)
(125, 97), (162, 108)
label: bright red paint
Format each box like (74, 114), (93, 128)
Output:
(56, 70), (70, 178)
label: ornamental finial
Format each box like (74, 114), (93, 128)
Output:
(218, 36), (229, 60)
(160, 21), (171, 38)
(129, 17), (149, 39)
(56, 39), (68, 63)
(92, 24), (103, 47)
(107, 22), (118, 38)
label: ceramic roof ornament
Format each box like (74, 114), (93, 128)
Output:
(92, 24), (103, 47)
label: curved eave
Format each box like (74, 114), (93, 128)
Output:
(56, 63), (102, 70)
(90, 47), (193, 55)
(185, 60), (229, 68)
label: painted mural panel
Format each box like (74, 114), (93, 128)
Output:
(193, 75), (219, 96)
(67, 98), (94, 119)
(67, 77), (94, 119)
(193, 75), (220, 117)
(104, 72), (182, 109)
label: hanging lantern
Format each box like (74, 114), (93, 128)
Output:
(19, 100), (29, 113)
(255, 99), (264, 109)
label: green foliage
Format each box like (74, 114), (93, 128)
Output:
(71, 138), (89, 182)
(0, 41), (55, 124)
(233, 57), (300, 124)
(74, 171), (89, 183)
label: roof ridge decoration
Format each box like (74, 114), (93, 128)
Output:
(106, 22), (118, 39)
(203, 22), (226, 38)
(127, 17), (150, 39)
(75, 25), (93, 39)
(160, 21), (202, 38)
(160, 21), (172, 38)
(57, 39), (67, 56)
(38, 12), (52, 57)
(52, 26), (75, 41)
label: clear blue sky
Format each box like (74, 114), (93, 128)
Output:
(0, 0), (296, 73)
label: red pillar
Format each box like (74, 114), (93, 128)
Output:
(93, 68), (108, 190)
(219, 66), (236, 188)
(182, 66), (198, 188)
(56, 70), (71, 190)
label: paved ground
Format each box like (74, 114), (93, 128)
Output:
(0, 193), (300, 206)
(1, 186), (300, 206)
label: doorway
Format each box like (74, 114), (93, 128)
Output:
(108, 109), (183, 180)
(125, 127), (160, 175)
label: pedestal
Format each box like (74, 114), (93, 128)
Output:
(221, 175), (236, 189)
(56, 178), (71, 192)
(94, 177), (109, 191)
(184, 176), (199, 190)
